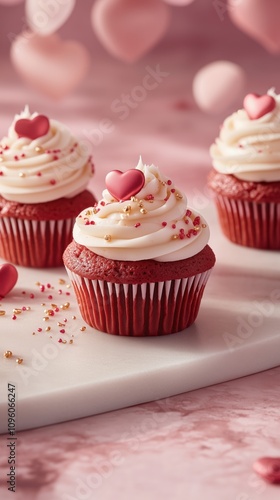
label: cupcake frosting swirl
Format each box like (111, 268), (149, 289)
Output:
(210, 89), (280, 182)
(73, 158), (210, 262)
(0, 106), (93, 203)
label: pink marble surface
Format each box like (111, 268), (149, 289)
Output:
(0, 1), (280, 498)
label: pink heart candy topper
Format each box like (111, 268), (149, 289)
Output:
(243, 93), (276, 120)
(105, 169), (145, 201)
(15, 115), (50, 140)
(253, 457), (280, 484)
(0, 263), (18, 299)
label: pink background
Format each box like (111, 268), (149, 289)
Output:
(0, 1), (280, 499)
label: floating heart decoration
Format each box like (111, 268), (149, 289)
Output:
(0, 264), (18, 299)
(11, 33), (90, 100)
(229, 0), (280, 53)
(105, 169), (145, 201)
(15, 115), (50, 140)
(243, 93), (276, 120)
(26, 0), (76, 36)
(253, 457), (280, 484)
(91, 0), (170, 63)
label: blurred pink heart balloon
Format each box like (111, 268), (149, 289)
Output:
(91, 0), (170, 62)
(0, 0), (24, 4)
(163, 0), (194, 5)
(11, 32), (91, 99)
(192, 60), (246, 114)
(26, 0), (76, 36)
(229, 0), (280, 53)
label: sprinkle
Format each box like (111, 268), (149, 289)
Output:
(4, 351), (12, 358)
(55, 307), (59, 313)
(175, 193), (183, 200)
(40, 285), (45, 292)
(45, 327), (51, 332)
(12, 315), (17, 320)
(19, 172), (26, 177)
(16, 358), (23, 364)
(194, 225), (200, 232)
(60, 302), (70, 310)
(162, 222), (167, 227)
(171, 188), (175, 193)
(64, 318), (68, 322)
(202, 223), (207, 228)
(0, 310), (6, 316)
(69, 339), (74, 344)
(123, 205), (131, 214)
(72, 316), (76, 320)
(134, 223), (141, 228)
(193, 216), (201, 226)
(58, 290), (63, 295)
(21, 307), (26, 311)
(184, 217), (189, 224)
(131, 196), (137, 202)
(37, 172), (42, 177)
(167, 180), (172, 185)
(30, 293), (35, 299)
(50, 179), (56, 185)
(140, 208), (147, 214)
(21, 153), (25, 158)
(186, 209), (192, 217)
(66, 284), (71, 289)
(48, 295), (53, 300)
(104, 234), (112, 242)
(66, 292), (70, 296)
(26, 307), (31, 311)
(53, 155), (59, 161)
(58, 279), (66, 285)
(145, 194), (154, 201)
(172, 235), (179, 240)
(60, 329), (65, 334)
(22, 291), (26, 295)
(13, 308), (22, 315)
(47, 283), (51, 288)
(14, 155), (19, 161)
(172, 224), (176, 229)
(35, 146), (43, 153)
(37, 328), (42, 332)
(32, 332), (35, 335)
(41, 303), (46, 307)
(43, 317), (49, 321)
(47, 310), (54, 316)
(51, 303), (57, 309)
(80, 326), (86, 332)
(57, 322), (65, 327)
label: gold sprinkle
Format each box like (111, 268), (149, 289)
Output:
(45, 326), (51, 332)
(69, 339), (74, 344)
(60, 302), (70, 310)
(80, 326), (86, 332)
(26, 306), (31, 311)
(51, 303), (57, 309)
(13, 308), (22, 315)
(161, 181), (166, 186)
(32, 332), (35, 335)
(72, 316), (76, 320)
(175, 193), (183, 200)
(41, 303), (46, 307)
(16, 358), (23, 364)
(138, 201), (144, 208)
(0, 157), (3, 162)
(202, 224), (207, 228)
(0, 310), (6, 316)
(44, 309), (48, 314)
(194, 226), (200, 232)
(47, 309), (54, 315)
(140, 208), (147, 215)
(172, 235), (179, 240)
(4, 350), (13, 358)
(85, 210), (92, 216)
(58, 278), (66, 285)
(104, 234), (112, 242)
(66, 284), (71, 289)
(71, 334), (74, 337)
(130, 196), (137, 202)
(61, 339), (67, 344)
(93, 208), (98, 214)
(123, 205), (131, 213)
(35, 281), (41, 286)
(43, 317), (49, 321)
(57, 322), (65, 327)
(19, 172), (26, 178)
(35, 146), (43, 153)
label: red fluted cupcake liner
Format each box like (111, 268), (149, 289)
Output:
(66, 268), (212, 336)
(213, 194), (280, 250)
(0, 217), (75, 267)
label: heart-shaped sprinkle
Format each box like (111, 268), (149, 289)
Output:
(105, 169), (145, 201)
(243, 93), (276, 120)
(15, 115), (50, 140)
(0, 263), (18, 299)
(253, 457), (280, 484)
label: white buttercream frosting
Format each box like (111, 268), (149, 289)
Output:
(210, 89), (280, 182)
(73, 158), (210, 262)
(0, 106), (93, 203)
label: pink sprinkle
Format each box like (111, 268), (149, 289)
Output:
(179, 228), (184, 233)
(48, 310), (54, 316)
(172, 224), (176, 229)
(0, 172), (3, 176)
(55, 308), (59, 313)
(186, 209), (192, 217)
(100, 201), (105, 206)
(58, 290), (62, 295)
(145, 194), (154, 201)
(60, 329), (65, 334)
(22, 306), (26, 311)
(21, 153), (26, 158)
(184, 219), (189, 224)
(53, 155), (59, 161)
(167, 180), (172, 185)
(162, 222), (167, 227)
(85, 221), (90, 225)
(64, 318), (68, 322)
(66, 292), (70, 296)
(37, 328), (42, 332)
(171, 188), (175, 193)
(48, 295), (53, 300)
(12, 315), (17, 320)
(14, 155), (19, 161)
(179, 233), (185, 240)
(30, 293), (35, 299)
(47, 284), (51, 288)
(4, 145), (9, 150)
(37, 172), (42, 177)
(40, 285), (45, 292)
(70, 148), (74, 153)
(50, 179), (56, 185)
(58, 338), (63, 343)
(22, 291), (26, 294)
(90, 221), (95, 225)
(135, 223), (141, 228)
(193, 216), (200, 226)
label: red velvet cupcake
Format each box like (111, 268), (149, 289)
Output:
(209, 89), (280, 249)
(0, 107), (96, 267)
(63, 159), (216, 336)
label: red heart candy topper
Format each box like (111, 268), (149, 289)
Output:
(15, 115), (50, 140)
(105, 169), (145, 201)
(243, 93), (276, 120)
(0, 263), (18, 300)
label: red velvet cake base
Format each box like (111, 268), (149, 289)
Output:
(208, 170), (280, 249)
(63, 243), (216, 336)
(0, 190), (96, 267)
